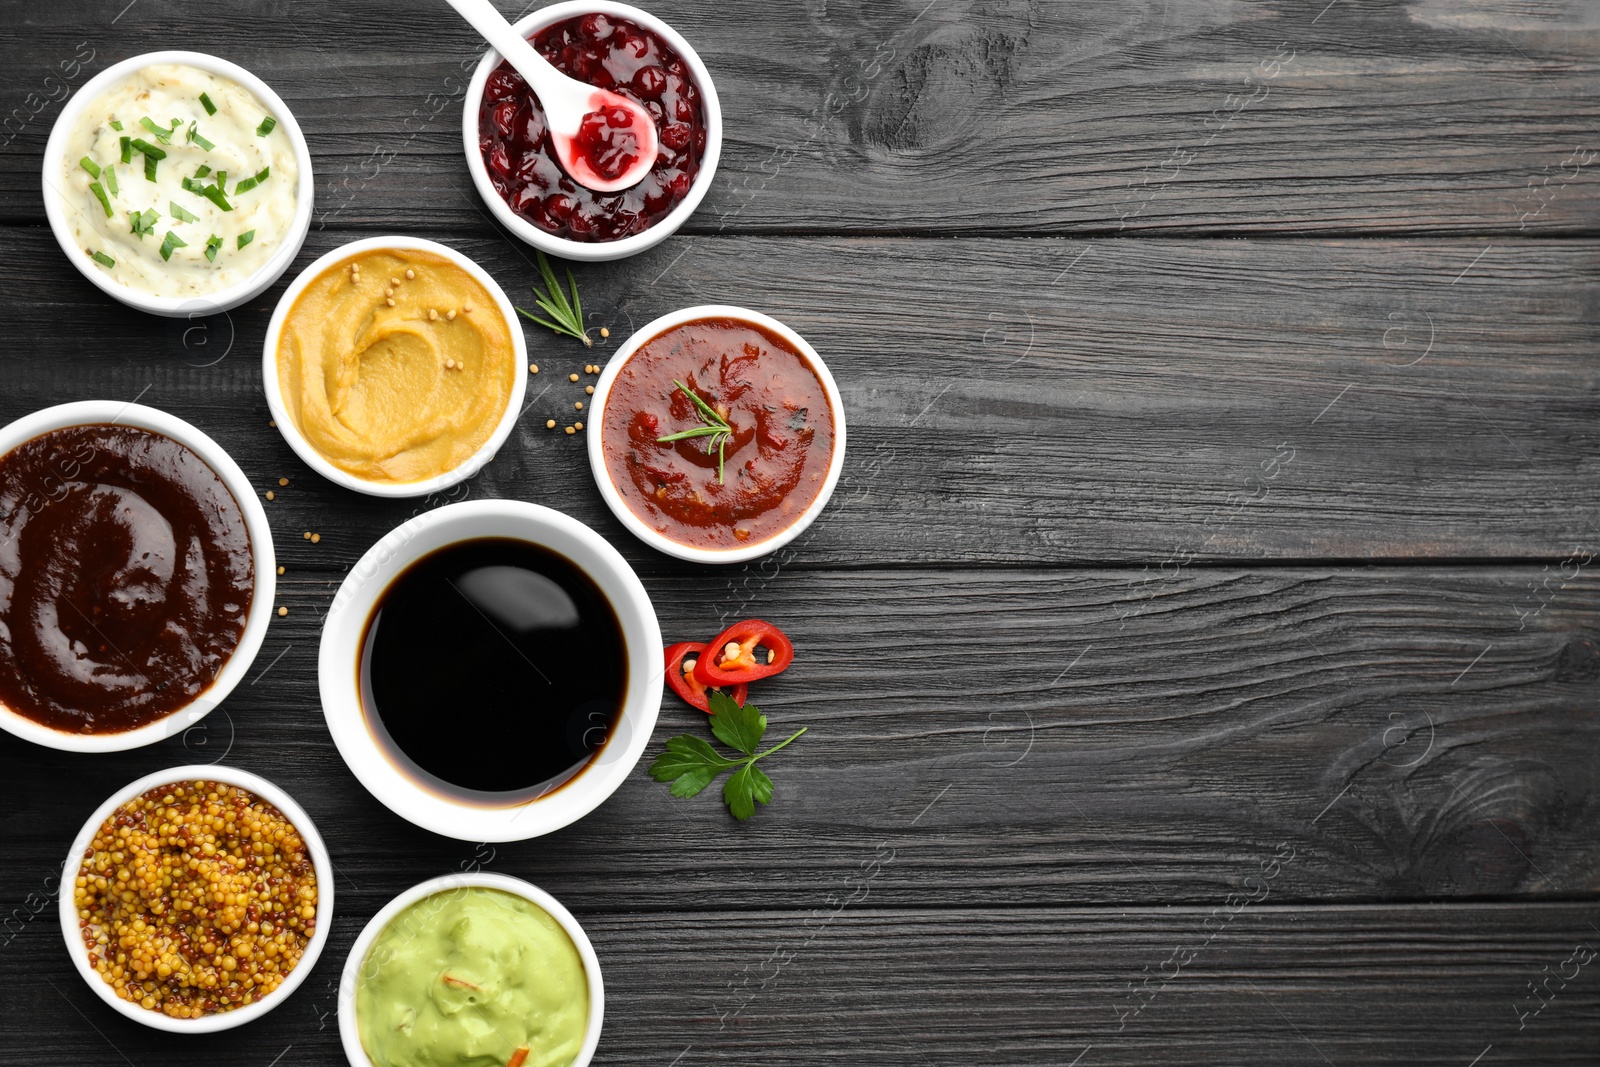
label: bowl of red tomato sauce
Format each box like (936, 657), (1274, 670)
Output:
(463, 1), (722, 262)
(588, 306), (846, 563)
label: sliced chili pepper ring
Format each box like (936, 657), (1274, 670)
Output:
(664, 641), (748, 713)
(692, 618), (795, 687)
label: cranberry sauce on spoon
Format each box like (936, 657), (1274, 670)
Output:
(478, 12), (706, 241)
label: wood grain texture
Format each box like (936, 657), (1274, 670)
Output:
(2, 227), (1596, 565)
(2, 0), (1598, 1062)
(1, 0), (1598, 234)
(4, 903), (1597, 1065)
(1, 566), (1594, 912)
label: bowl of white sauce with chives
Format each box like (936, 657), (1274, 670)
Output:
(42, 51), (313, 317)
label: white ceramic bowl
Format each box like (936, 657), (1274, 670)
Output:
(319, 499), (662, 841)
(261, 236), (529, 498)
(587, 305), (848, 564)
(0, 402), (276, 752)
(41, 50), (314, 317)
(338, 872), (603, 1067)
(462, 1), (723, 262)
(60, 765), (333, 1033)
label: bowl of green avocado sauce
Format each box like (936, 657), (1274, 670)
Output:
(341, 873), (603, 1067)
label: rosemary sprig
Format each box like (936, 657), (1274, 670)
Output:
(657, 378), (733, 483)
(515, 250), (591, 347)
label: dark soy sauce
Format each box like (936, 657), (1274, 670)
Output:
(359, 537), (627, 804)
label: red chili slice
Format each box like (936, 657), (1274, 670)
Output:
(693, 619), (795, 687)
(664, 641), (748, 714)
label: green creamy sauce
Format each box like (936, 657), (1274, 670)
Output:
(356, 888), (589, 1067)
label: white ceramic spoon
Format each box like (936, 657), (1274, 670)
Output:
(445, 0), (659, 193)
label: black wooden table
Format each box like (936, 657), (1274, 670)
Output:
(3, 1), (1598, 1064)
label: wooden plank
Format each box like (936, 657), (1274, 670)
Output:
(1, 0), (1598, 234)
(2, 565), (1595, 911)
(5, 902), (1597, 1064)
(1, 228), (1595, 564)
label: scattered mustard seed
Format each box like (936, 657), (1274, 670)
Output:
(575, 401), (584, 410)
(569, 373), (580, 382)
(386, 297), (395, 307)
(574, 422), (584, 431)
(463, 303), (472, 313)
(265, 490), (275, 501)
(529, 363), (539, 374)
(310, 533), (321, 544)
(585, 385), (595, 395)
(428, 309), (438, 321)
(546, 419), (557, 429)
(447, 309), (457, 320)
(302, 532), (311, 541)
(277, 606), (288, 617)
(269, 420), (277, 428)
(390, 276), (400, 286)
(600, 327), (609, 339)
(278, 477), (288, 487)
(405, 269), (415, 280)
(565, 426), (575, 435)
(276, 566), (285, 576)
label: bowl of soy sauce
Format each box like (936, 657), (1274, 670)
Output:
(319, 500), (663, 841)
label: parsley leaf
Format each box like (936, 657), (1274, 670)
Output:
(649, 691), (805, 820)
(709, 691), (766, 755)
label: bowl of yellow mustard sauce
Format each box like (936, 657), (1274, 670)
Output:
(264, 237), (526, 497)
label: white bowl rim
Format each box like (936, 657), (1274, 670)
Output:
(586, 304), (848, 564)
(0, 401), (276, 752)
(318, 498), (662, 841)
(461, 0), (724, 263)
(58, 764), (334, 1033)
(337, 871), (604, 1067)
(41, 49), (315, 317)
(260, 235), (530, 499)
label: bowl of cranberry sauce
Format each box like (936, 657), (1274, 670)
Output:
(464, 2), (722, 262)
(588, 306), (847, 565)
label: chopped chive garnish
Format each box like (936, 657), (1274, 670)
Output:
(88, 181), (112, 217)
(139, 116), (175, 145)
(194, 164), (212, 179)
(129, 208), (159, 239)
(144, 153), (158, 181)
(119, 136), (132, 163)
(216, 170), (226, 187)
(79, 156), (101, 178)
(200, 93), (216, 116)
(170, 200), (200, 223)
(197, 183), (233, 212)
(237, 229), (255, 250)
(102, 164), (117, 196)
(185, 121), (215, 151)
(110, 119), (124, 131)
(92, 250), (115, 268)
(159, 231), (188, 261)
(233, 167), (271, 194)
(205, 234), (223, 262)
(129, 137), (166, 160)
(256, 116), (277, 137)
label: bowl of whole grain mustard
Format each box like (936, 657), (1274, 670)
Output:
(59, 766), (332, 1032)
